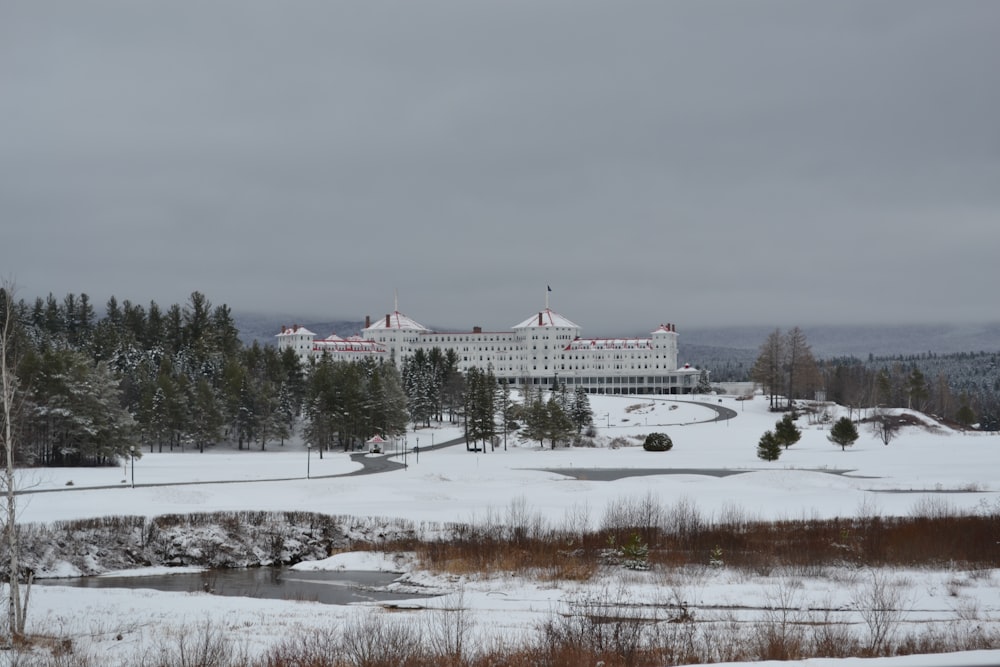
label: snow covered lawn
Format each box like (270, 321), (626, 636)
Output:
(12, 394), (1000, 665)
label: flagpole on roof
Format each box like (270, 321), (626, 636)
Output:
(545, 285), (550, 310)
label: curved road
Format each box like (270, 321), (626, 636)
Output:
(688, 399), (738, 423)
(14, 435), (469, 495)
(15, 398), (739, 495)
(343, 435), (466, 476)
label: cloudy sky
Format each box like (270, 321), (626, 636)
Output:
(3, 1), (998, 335)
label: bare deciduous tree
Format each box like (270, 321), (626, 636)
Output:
(870, 406), (900, 446)
(784, 326), (821, 407)
(1, 278), (30, 642)
(752, 327), (821, 411)
(853, 569), (911, 656)
(751, 329), (785, 410)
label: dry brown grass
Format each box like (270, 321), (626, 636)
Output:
(398, 511), (1000, 580)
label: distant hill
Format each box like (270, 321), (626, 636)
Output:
(235, 313), (365, 346)
(676, 323), (1000, 385)
(680, 323), (1000, 358)
(676, 343), (756, 382)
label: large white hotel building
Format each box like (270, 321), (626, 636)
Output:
(277, 305), (704, 395)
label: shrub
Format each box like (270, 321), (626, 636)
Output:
(609, 437), (631, 449)
(619, 533), (650, 570)
(643, 432), (673, 452)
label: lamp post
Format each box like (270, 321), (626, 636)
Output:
(306, 443), (312, 479)
(129, 446), (135, 488)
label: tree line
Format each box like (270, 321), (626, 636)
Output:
(818, 354), (995, 429)
(749, 326), (993, 429)
(3, 290), (286, 465)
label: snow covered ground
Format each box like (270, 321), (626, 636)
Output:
(13, 394), (1000, 665)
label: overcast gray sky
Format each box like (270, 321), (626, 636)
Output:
(3, 1), (998, 335)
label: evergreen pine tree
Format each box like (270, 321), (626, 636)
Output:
(773, 414), (802, 449)
(76, 294), (94, 352)
(145, 301), (164, 349)
(521, 386), (548, 447)
(905, 367), (929, 411)
(374, 361), (409, 438)
(498, 378), (513, 450)
(696, 369), (712, 394)
(570, 387), (593, 435)
(544, 397), (574, 449)
(190, 378), (224, 453)
(956, 403), (976, 429)
(757, 430), (782, 461)
(828, 416), (859, 451)
(303, 357), (338, 453)
(462, 366), (497, 451)
(62, 293), (79, 346)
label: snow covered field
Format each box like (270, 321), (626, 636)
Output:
(13, 394), (1000, 666)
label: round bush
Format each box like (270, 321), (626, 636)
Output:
(643, 432), (673, 452)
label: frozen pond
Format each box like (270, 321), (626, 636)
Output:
(40, 567), (432, 606)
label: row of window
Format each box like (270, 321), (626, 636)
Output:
(513, 375), (689, 385)
(425, 335), (518, 343)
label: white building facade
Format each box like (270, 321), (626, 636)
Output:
(278, 307), (703, 395)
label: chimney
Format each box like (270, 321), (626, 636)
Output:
(473, 326), (482, 334)
(385, 314), (391, 327)
(365, 315), (371, 328)
(538, 312), (543, 326)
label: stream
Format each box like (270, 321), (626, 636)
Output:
(39, 567), (433, 606)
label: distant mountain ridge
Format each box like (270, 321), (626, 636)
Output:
(237, 313), (1000, 359)
(236, 314), (366, 347)
(679, 323), (1000, 358)
(673, 323), (1000, 384)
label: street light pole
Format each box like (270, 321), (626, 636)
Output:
(129, 446), (135, 488)
(306, 444), (312, 479)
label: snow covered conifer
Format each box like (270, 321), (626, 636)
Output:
(570, 387), (593, 434)
(757, 430), (781, 461)
(773, 413), (801, 449)
(828, 416), (859, 451)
